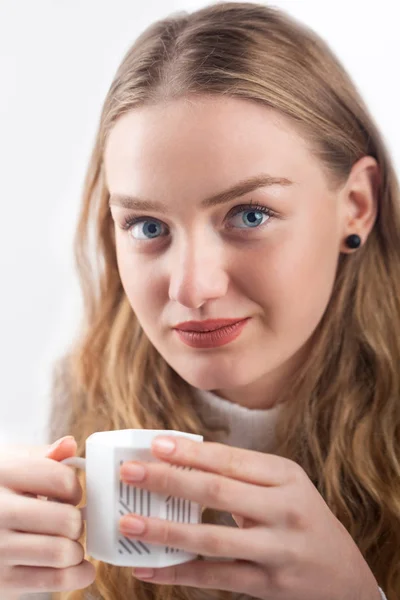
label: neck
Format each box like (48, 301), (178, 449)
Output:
(209, 344), (307, 409)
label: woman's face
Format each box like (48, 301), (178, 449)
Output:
(104, 95), (376, 409)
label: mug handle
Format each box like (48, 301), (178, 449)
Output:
(59, 456), (87, 520)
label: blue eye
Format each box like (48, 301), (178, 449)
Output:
(228, 204), (272, 229)
(132, 220), (164, 240)
(120, 203), (275, 240)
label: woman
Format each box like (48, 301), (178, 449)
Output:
(3, 2), (398, 599)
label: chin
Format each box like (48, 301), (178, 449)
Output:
(174, 360), (252, 391)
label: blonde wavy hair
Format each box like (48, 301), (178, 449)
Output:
(49, 2), (400, 599)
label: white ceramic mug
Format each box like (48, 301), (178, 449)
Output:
(60, 429), (203, 568)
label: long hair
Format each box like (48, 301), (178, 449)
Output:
(49, 3), (400, 599)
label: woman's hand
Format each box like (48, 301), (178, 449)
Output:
(119, 436), (381, 600)
(0, 437), (95, 595)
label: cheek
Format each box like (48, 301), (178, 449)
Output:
(116, 245), (162, 318)
(263, 219), (339, 331)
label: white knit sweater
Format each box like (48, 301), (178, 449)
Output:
(19, 386), (387, 600)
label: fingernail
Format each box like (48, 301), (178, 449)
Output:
(133, 568), (155, 579)
(120, 516), (146, 534)
(152, 437), (176, 454)
(121, 463), (146, 481)
(48, 436), (75, 453)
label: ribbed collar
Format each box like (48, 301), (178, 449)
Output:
(190, 386), (285, 452)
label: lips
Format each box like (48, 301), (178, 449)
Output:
(174, 318), (250, 349)
(174, 318), (247, 332)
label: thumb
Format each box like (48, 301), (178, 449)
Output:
(25, 436), (78, 503)
(45, 435), (77, 460)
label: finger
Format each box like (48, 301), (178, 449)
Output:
(133, 558), (267, 597)
(0, 456), (82, 505)
(0, 493), (83, 540)
(46, 437), (77, 461)
(120, 461), (283, 525)
(0, 530), (84, 567)
(120, 515), (283, 566)
(2, 560), (96, 594)
(1, 437), (76, 460)
(151, 437), (300, 486)
(38, 437), (79, 502)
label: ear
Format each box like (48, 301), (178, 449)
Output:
(339, 155), (380, 253)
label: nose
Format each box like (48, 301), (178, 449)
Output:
(168, 230), (229, 308)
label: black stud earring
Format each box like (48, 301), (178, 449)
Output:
(345, 234), (361, 249)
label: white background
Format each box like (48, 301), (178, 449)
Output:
(0, 1), (399, 446)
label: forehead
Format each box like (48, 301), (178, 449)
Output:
(103, 96), (324, 199)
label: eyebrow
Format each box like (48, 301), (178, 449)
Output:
(108, 173), (294, 214)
